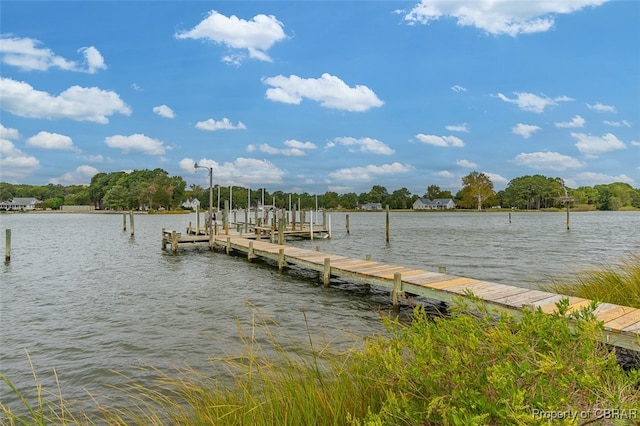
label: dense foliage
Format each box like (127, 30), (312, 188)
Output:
(1, 170), (639, 211)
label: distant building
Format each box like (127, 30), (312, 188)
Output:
(0, 197), (42, 211)
(360, 202), (383, 211)
(181, 198), (201, 209)
(412, 198), (457, 210)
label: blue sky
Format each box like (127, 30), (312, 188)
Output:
(1, 1), (638, 195)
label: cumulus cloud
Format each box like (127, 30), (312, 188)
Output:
(495, 92), (572, 113)
(587, 102), (616, 113)
(328, 162), (414, 182)
(0, 125), (40, 179)
(263, 73), (384, 112)
(484, 172), (509, 186)
(195, 117), (246, 131)
(0, 78), (131, 123)
(180, 157), (285, 186)
(153, 105), (175, 119)
(512, 123), (541, 138)
(415, 134), (464, 147)
(456, 159), (478, 168)
(574, 172), (634, 186)
(572, 132), (626, 157)
(49, 165), (99, 185)
(512, 151), (584, 171)
(0, 36), (107, 73)
(445, 123), (469, 132)
(175, 10), (286, 64)
(451, 85), (467, 93)
(326, 137), (394, 155)
(403, 0), (609, 36)
(555, 115), (585, 128)
(105, 134), (168, 155)
(247, 139), (316, 157)
(26, 131), (79, 152)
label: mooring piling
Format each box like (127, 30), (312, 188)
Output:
(5, 229), (11, 262)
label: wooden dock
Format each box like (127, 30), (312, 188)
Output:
(161, 230), (640, 351)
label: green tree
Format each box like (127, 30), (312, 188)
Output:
(459, 171), (495, 210)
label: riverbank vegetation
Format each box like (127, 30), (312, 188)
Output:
(543, 253), (640, 310)
(2, 170), (639, 211)
(2, 296), (639, 425)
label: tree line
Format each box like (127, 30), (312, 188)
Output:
(1, 169), (638, 211)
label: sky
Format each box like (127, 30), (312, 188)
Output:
(1, 1), (638, 196)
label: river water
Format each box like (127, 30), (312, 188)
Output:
(1, 211), (638, 412)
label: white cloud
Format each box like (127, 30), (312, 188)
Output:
(327, 137), (394, 155)
(512, 123), (541, 138)
(484, 172), (509, 186)
(451, 85), (467, 93)
(587, 102), (616, 113)
(328, 162), (414, 182)
(0, 123), (19, 140)
(263, 73), (384, 112)
(415, 134), (464, 147)
(0, 36), (107, 73)
(572, 132), (626, 157)
(175, 10), (286, 64)
(180, 157), (285, 186)
(445, 123), (469, 132)
(49, 165), (99, 185)
(26, 131), (78, 151)
(0, 78), (131, 123)
(435, 170), (454, 178)
(195, 117), (246, 131)
(573, 172), (634, 186)
(496, 92), (572, 113)
(512, 151), (584, 171)
(248, 139), (316, 157)
(84, 154), (105, 163)
(153, 105), (175, 119)
(403, 0), (609, 36)
(604, 120), (631, 128)
(105, 134), (168, 155)
(555, 115), (585, 128)
(456, 159), (478, 168)
(0, 134), (40, 179)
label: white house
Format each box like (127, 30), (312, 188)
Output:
(0, 197), (41, 211)
(360, 202), (383, 211)
(181, 198), (201, 209)
(412, 198), (457, 210)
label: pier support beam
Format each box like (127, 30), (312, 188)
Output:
(323, 257), (331, 287)
(171, 230), (178, 254)
(392, 272), (404, 309)
(278, 248), (285, 271)
(5, 229), (11, 263)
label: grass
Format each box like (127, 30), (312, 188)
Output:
(542, 253), (640, 309)
(2, 266), (640, 425)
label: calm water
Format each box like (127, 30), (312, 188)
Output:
(1, 211), (639, 411)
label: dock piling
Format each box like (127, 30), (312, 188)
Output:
(323, 257), (331, 287)
(5, 229), (11, 262)
(385, 205), (390, 242)
(278, 248), (285, 271)
(130, 210), (135, 236)
(392, 272), (404, 309)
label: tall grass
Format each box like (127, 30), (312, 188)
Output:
(542, 253), (640, 309)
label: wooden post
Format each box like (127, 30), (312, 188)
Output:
(566, 203), (570, 230)
(322, 209), (326, 230)
(292, 205), (296, 231)
(310, 211), (314, 241)
(248, 241), (256, 261)
(196, 204), (200, 234)
(328, 215), (332, 239)
(278, 248), (285, 271)
(130, 210), (135, 236)
(439, 265), (446, 274)
(323, 257), (331, 287)
(171, 230), (178, 253)
(5, 229), (11, 262)
(316, 246), (320, 251)
(346, 214), (350, 234)
(162, 228), (166, 249)
(392, 272), (404, 309)
(225, 236), (231, 254)
(209, 227), (214, 249)
(366, 254), (371, 261)
(385, 205), (390, 242)
(244, 208), (249, 233)
(508, 212), (511, 224)
(122, 213), (127, 231)
(224, 200), (229, 234)
(278, 209), (284, 245)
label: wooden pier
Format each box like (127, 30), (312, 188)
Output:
(161, 230), (640, 351)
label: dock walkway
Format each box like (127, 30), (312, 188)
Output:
(162, 230), (640, 351)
